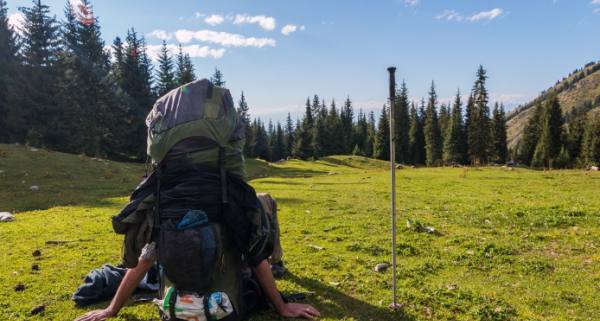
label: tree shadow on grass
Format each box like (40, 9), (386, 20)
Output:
(246, 271), (415, 321)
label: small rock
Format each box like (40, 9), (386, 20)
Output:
(31, 264), (39, 270)
(12, 271), (17, 276)
(329, 282), (340, 287)
(305, 237), (309, 241)
(0, 212), (15, 222)
(395, 164), (403, 170)
(14, 283), (26, 291)
(484, 219), (492, 224)
(328, 172), (337, 175)
(323, 227), (331, 232)
(374, 263), (389, 272)
(306, 210), (312, 214)
(29, 148), (38, 152)
(411, 166), (415, 168)
(309, 244), (325, 250)
(29, 186), (39, 192)
(446, 283), (458, 290)
(32, 250), (41, 257)
(310, 185), (313, 188)
(0, 170), (5, 174)
(31, 305), (45, 315)
(509, 167), (514, 171)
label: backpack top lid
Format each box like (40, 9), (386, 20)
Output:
(146, 79), (245, 164)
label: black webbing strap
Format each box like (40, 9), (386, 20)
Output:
(203, 294), (212, 321)
(218, 147), (228, 204)
(169, 285), (178, 320)
(152, 163), (162, 244)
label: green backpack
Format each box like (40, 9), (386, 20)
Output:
(146, 79), (256, 321)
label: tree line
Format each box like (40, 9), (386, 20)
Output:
(0, 0), (200, 159)
(1, 0), (535, 167)
(517, 93), (600, 168)
(242, 65), (509, 166)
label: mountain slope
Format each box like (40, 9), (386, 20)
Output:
(506, 61), (600, 149)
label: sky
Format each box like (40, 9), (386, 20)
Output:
(6, 0), (600, 123)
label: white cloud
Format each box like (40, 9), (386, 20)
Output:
(300, 26), (305, 31)
(204, 14), (224, 26)
(195, 12), (205, 18)
(233, 14), (276, 31)
(174, 29), (276, 48)
(404, 0), (420, 7)
(436, 9), (463, 22)
(467, 8), (503, 22)
(591, 0), (600, 4)
(146, 44), (225, 61)
(281, 25), (297, 35)
(8, 12), (25, 34)
(147, 29), (173, 40)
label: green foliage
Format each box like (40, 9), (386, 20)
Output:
(409, 101), (426, 165)
(210, 66), (225, 87)
(443, 89), (466, 164)
(424, 81), (442, 166)
(468, 66), (492, 164)
(372, 105), (389, 160)
(155, 41), (176, 97)
(394, 81), (411, 164)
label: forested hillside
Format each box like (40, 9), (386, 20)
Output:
(507, 61), (600, 149)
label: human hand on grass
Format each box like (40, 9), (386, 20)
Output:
(73, 309), (115, 321)
(277, 302), (320, 319)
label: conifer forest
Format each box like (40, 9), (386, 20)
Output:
(1, 0), (599, 168)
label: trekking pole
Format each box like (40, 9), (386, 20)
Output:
(387, 67), (401, 310)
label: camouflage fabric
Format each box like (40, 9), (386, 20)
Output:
(146, 79), (246, 179)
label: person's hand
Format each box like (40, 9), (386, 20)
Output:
(277, 302), (320, 319)
(73, 309), (115, 321)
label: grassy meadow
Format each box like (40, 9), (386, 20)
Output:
(2, 143), (600, 320)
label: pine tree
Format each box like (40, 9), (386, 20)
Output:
(311, 113), (327, 159)
(566, 104), (588, 161)
(19, 0), (61, 146)
(175, 45), (196, 85)
(284, 112), (294, 158)
(211, 66), (225, 87)
(273, 122), (285, 161)
(292, 100), (314, 160)
(395, 81), (411, 164)
(237, 91), (254, 157)
(468, 66), (492, 164)
(438, 103), (450, 137)
(340, 96), (354, 154)
(0, 0), (22, 143)
(253, 118), (269, 159)
(354, 109), (368, 156)
(373, 105), (390, 160)
(424, 81), (442, 166)
(443, 89), (465, 164)
(491, 102), (508, 163)
(156, 40), (176, 97)
(582, 116), (600, 166)
(518, 99), (543, 165)
(531, 94), (563, 167)
(365, 111), (376, 157)
(409, 100), (426, 165)
(326, 99), (344, 156)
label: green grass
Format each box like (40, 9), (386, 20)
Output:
(2, 145), (600, 320)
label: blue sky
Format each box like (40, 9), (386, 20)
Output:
(6, 0), (600, 123)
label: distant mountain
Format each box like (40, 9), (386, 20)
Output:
(506, 61), (600, 149)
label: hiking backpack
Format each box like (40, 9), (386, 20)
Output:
(144, 79), (272, 321)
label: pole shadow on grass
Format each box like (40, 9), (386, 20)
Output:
(246, 271), (415, 321)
